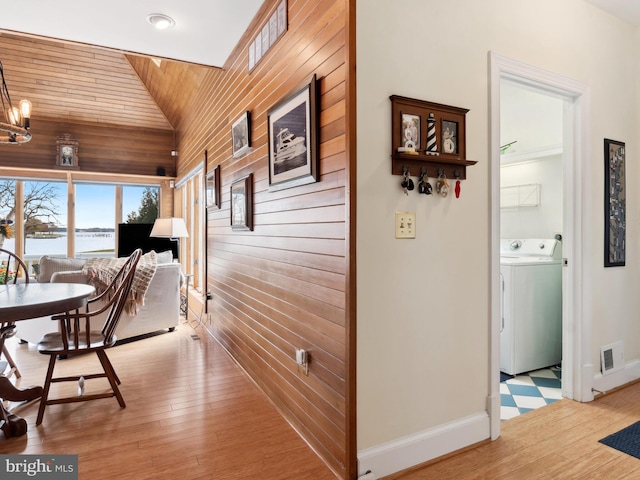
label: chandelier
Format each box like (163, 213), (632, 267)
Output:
(0, 60), (32, 144)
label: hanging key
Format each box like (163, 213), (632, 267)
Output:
(436, 172), (449, 197)
(401, 169), (414, 195)
(418, 168), (433, 195)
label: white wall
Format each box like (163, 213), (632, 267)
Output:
(500, 155), (563, 239)
(357, 0), (640, 476)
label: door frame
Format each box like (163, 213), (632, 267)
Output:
(489, 51), (592, 439)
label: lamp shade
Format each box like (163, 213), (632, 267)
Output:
(150, 217), (189, 238)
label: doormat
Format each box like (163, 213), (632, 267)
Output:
(599, 420), (640, 459)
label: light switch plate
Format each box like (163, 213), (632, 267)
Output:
(395, 212), (416, 238)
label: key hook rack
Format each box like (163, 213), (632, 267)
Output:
(390, 95), (477, 180)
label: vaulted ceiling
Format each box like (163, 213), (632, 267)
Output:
(0, 32), (212, 134)
(6, 0), (636, 142)
(0, 1), (266, 137)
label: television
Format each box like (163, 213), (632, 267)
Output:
(117, 223), (179, 259)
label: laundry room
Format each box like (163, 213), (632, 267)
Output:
(499, 78), (565, 419)
(500, 79), (564, 240)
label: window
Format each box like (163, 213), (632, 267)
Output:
(75, 184), (116, 258)
(0, 175), (164, 269)
(176, 165), (205, 293)
(123, 186), (159, 224)
(23, 180), (67, 258)
(0, 180), (16, 253)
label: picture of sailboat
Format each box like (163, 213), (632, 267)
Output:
(274, 128), (307, 164)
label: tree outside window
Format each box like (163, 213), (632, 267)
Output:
(125, 187), (159, 224)
(0, 180), (62, 251)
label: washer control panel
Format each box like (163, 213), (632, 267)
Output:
(500, 238), (561, 259)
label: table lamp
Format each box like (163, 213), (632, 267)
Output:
(149, 217), (189, 261)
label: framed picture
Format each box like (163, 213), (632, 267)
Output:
(268, 74), (318, 191)
(230, 173), (253, 231)
(248, 0), (287, 72)
(441, 119), (458, 154)
(604, 138), (626, 267)
(401, 113), (420, 150)
(56, 134), (79, 168)
(206, 164), (221, 209)
(232, 111), (251, 157)
(277, 0), (287, 36)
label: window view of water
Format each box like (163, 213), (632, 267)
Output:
(2, 232), (115, 260)
(0, 182), (159, 264)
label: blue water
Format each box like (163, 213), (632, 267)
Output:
(1, 233), (115, 259)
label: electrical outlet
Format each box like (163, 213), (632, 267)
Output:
(395, 212), (416, 239)
(295, 348), (309, 375)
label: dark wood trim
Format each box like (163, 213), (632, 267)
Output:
(345, 0), (357, 478)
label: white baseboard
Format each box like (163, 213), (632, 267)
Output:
(357, 412), (490, 478)
(592, 359), (640, 395)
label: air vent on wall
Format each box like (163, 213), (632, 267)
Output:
(601, 341), (624, 376)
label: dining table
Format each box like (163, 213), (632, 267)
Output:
(0, 282), (95, 438)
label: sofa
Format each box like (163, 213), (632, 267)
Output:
(17, 251), (181, 345)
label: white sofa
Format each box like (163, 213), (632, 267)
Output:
(17, 253), (181, 345)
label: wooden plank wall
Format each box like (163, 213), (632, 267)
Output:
(0, 118), (176, 176)
(174, 0), (352, 477)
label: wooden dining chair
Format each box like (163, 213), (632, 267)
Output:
(35, 249), (142, 426)
(0, 248), (30, 380)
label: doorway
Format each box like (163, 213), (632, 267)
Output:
(499, 78), (564, 420)
(489, 51), (592, 440)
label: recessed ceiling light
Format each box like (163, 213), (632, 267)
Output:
(147, 13), (175, 30)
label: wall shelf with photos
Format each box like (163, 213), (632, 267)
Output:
(390, 95), (477, 180)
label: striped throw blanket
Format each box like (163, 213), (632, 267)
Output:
(82, 251), (157, 315)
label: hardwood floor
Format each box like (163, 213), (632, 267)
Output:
(387, 382), (640, 479)
(0, 323), (337, 480)
(6, 324), (640, 480)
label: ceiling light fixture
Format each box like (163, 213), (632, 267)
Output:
(146, 13), (176, 30)
(0, 60), (32, 145)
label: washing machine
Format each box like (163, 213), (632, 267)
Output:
(500, 238), (562, 375)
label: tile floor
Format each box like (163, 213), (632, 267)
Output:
(500, 366), (562, 421)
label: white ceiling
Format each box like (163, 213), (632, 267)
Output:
(1, 1), (637, 69)
(584, 0), (640, 26)
(0, 0), (264, 67)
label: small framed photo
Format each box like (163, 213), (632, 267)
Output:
(401, 113), (420, 150)
(441, 119), (458, 154)
(277, 0), (287, 37)
(261, 24), (270, 56)
(56, 134), (79, 168)
(269, 10), (278, 47)
(248, 42), (256, 71)
(230, 173), (253, 231)
(254, 35), (262, 63)
(232, 111), (251, 158)
(268, 74), (318, 191)
(206, 164), (221, 209)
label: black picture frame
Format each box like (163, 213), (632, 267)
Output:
(232, 111), (251, 158)
(206, 164), (221, 209)
(604, 138), (625, 267)
(267, 74), (318, 191)
(230, 173), (253, 231)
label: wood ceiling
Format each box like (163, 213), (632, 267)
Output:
(0, 32), (212, 133)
